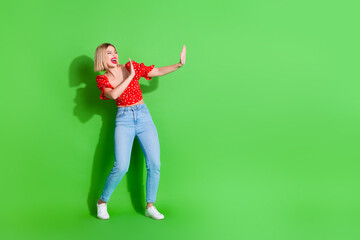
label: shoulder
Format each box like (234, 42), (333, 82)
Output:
(96, 74), (107, 82)
(96, 74), (106, 78)
(96, 74), (110, 87)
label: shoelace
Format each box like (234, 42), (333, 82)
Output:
(98, 204), (107, 214)
(150, 207), (162, 216)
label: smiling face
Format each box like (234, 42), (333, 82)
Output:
(105, 45), (118, 68)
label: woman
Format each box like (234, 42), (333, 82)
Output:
(93, 43), (186, 220)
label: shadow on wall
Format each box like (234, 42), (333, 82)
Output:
(69, 55), (158, 218)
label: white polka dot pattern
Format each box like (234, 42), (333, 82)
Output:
(95, 60), (155, 106)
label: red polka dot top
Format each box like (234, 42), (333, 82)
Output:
(95, 60), (155, 107)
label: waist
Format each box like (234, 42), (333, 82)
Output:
(117, 99), (144, 108)
(116, 103), (146, 112)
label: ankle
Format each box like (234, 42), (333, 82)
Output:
(98, 199), (107, 205)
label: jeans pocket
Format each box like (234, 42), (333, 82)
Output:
(116, 110), (126, 118)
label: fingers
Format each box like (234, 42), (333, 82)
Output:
(129, 58), (134, 69)
(179, 45), (186, 65)
(128, 58), (134, 74)
(183, 45), (186, 64)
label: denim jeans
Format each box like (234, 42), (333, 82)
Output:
(100, 103), (161, 203)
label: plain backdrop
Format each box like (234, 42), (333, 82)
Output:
(1, 0), (359, 239)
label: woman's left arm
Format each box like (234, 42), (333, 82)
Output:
(148, 45), (186, 77)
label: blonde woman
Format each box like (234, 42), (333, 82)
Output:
(94, 43), (186, 220)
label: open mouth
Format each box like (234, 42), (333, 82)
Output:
(111, 58), (117, 64)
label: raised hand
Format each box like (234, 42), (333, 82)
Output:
(129, 58), (135, 77)
(179, 45), (186, 66)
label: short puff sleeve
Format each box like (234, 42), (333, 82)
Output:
(139, 62), (155, 80)
(96, 75), (113, 100)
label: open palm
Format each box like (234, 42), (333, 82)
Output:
(179, 45), (186, 66)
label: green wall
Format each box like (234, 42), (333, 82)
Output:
(1, 0), (359, 239)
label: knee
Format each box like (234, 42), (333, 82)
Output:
(110, 165), (129, 176)
(148, 160), (161, 173)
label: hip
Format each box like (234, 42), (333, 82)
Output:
(115, 103), (153, 125)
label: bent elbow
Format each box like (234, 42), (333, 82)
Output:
(109, 93), (117, 99)
(104, 92), (115, 100)
(110, 91), (123, 100)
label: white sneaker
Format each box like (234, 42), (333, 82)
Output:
(145, 206), (165, 220)
(97, 203), (110, 220)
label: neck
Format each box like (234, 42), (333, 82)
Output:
(106, 64), (124, 77)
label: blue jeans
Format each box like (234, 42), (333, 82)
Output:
(100, 103), (161, 203)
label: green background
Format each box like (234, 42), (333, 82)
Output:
(1, 0), (359, 239)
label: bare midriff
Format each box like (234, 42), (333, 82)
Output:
(117, 99), (145, 108)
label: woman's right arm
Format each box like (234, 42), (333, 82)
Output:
(104, 58), (135, 99)
(104, 74), (134, 99)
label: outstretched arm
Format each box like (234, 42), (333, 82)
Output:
(148, 45), (186, 77)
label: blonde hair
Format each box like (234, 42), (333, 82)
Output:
(94, 43), (121, 72)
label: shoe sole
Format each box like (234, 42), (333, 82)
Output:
(145, 213), (164, 220)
